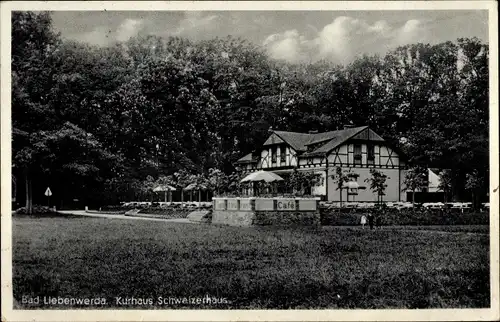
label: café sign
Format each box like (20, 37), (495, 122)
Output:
(276, 199), (296, 211)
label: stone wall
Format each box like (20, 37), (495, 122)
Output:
(211, 211), (256, 226)
(211, 197), (320, 227)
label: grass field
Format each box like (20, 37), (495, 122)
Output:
(12, 215), (490, 309)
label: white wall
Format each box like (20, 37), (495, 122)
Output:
(309, 170), (327, 196)
(326, 167), (406, 202)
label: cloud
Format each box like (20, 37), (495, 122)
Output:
(395, 19), (426, 45)
(263, 16), (431, 64)
(116, 19), (144, 42)
(78, 27), (112, 46)
(173, 11), (219, 36)
(263, 30), (310, 63)
(69, 18), (143, 46)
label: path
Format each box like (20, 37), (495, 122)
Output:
(58, 210), (192, 223)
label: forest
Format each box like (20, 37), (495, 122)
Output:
(11, 12), (489, 209)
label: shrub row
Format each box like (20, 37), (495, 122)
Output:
(15, 205), (57, 215)
(320, 208), (489, 226)
(102, 204), (209, 211)
(254, 211), (321, 226)
(137, 207), (193, 219)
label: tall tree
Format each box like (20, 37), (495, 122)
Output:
(365, 169), (389, 204)
(403, 167), (428, 205)
(438, 169), (453, 203)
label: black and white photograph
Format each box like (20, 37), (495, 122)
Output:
(1, 1), (499, 321)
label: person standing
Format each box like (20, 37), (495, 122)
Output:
(376, 215), (382, 229)
(360, 215), (367, 229)
(367, 213), (374, 230)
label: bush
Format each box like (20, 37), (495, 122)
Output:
(101, 205), (130, 211)
(137, 207), (193, 219)
(254, 211), (320, 226)
(15, 205), (56, 215)
(320, 208), (489, 226)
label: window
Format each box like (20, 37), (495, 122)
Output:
(280, 146), (287, 163)
(367, 145), (375, 165)
(354, 144), (362, 165)
(271, 147), (277, 163)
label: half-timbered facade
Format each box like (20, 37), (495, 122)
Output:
(235, 126), (408, 202)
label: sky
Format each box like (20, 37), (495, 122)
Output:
(51, 10), (489, 64)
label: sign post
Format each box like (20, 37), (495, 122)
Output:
(45, 187), (52, 207)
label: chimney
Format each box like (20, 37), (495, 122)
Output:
(308, 130), (318, 134)
(343, 124), (355, 129)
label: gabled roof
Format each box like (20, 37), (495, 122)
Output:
(271, 126), (369, 156)
(273, 131), (314, 152)
(238, 126), (389, 163)
(235, 152), (259, 164)
(303, 126), (369, 156)
(305, 126), (368, 147)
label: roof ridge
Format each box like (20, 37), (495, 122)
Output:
(273, 130), (313, 135)
(307, 126), (370, 155)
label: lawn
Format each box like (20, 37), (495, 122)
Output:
(12, 215), (490, 309)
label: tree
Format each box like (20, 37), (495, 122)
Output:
(155, 175), (176, 202)
(207, 168), (226, 196)
(403, 167), (427, 204)
(12, 12), (61, 213)
(365, 169), (389, 204)
(465, 170), (482, 209)
(330, 167), (360, 206)
(226, 172), (241, 196)
(174, 169), (191, 204)
(140, 175), (156, 201)
(287, 169), (323, 196)
(188, 173), (209, 204)
(438, 169), (453, 203)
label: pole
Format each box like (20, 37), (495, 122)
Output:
(47, 195), (50, 208)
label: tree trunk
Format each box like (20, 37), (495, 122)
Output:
(339, 187), (343, 208)
(25, 172), (33, 214)
(198, 190), (201, 208)
(412, 191), (415, 205)
(181, 189), (184, 204)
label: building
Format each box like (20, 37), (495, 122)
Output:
(405, 168), (446, 203)
(235, 125), (409, 202)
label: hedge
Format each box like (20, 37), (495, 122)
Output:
(254, 211), (321, 226)
(137, 207), (193, 219)
(320, 208), (489, 226)
(15, 205), (58, 215)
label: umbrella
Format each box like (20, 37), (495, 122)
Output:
(153, 185), (176, 192)
(184, 183), (208, 191)
(342, 181), (367, 190)
(240, 170), (284, 183)
(184, 183), (208, 204)
(342, 181), (360, 189)
(153, 185), (176, 203)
